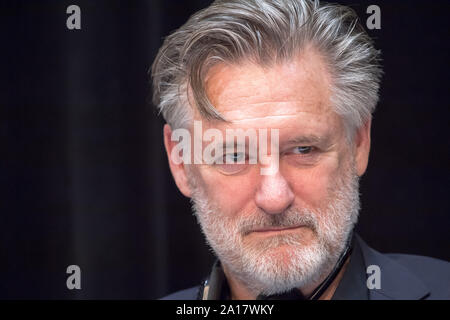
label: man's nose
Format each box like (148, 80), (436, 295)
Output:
(254, 171), (295, 215)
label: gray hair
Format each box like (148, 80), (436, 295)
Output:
(151, 0), (382, 136)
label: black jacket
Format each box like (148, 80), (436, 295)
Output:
(162, 234), (450, 300)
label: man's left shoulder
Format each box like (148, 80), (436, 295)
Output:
(357, 236), (450, 299)
(385, 252), (450, 298)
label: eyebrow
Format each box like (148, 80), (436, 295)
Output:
(206, 141), (247, 151)
(208, 134), (332, 151)
(285, 134), (330, 145)
(222, 141), (247, 150)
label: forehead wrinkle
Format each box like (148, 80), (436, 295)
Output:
(222, 107), (335, 124)
(201, 49), (334, 131)
(229, 114), (301, 124)
(218, 99), (331, 115)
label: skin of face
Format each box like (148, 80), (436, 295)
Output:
(163, 45), (372, 299)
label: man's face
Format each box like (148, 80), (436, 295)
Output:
(165, 47), (370, 295)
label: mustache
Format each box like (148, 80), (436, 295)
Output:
(239, 208), (319, 236)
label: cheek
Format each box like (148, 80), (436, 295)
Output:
(197, 167), (258, 217)
(285, 154), (342, 209)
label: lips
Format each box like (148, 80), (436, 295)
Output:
(250, 225), (305, 234)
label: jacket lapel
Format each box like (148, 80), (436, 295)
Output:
(356, 235), (430, 300)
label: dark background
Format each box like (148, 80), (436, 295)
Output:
(0, 0), (448, 299)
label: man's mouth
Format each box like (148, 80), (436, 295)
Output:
(249, 225), (306, 235)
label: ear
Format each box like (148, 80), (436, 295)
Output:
(163, 124), (192, 198)
(354, 119), (372, 177)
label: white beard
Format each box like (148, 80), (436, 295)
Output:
(188, 162), (360, 296)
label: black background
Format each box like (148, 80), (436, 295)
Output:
(0, 0), (449, 299)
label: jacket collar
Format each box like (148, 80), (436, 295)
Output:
(355, 234), (430, 300)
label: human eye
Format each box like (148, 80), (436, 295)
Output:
(223, 152), (246, 164)
(214, 152), (249, 175)
(292, 146), (313, 155)
(284, 146), (320, 166)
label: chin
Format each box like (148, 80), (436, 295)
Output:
(235, 235), (331, 295)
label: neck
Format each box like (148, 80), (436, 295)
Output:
(223, 255), (351, 300)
